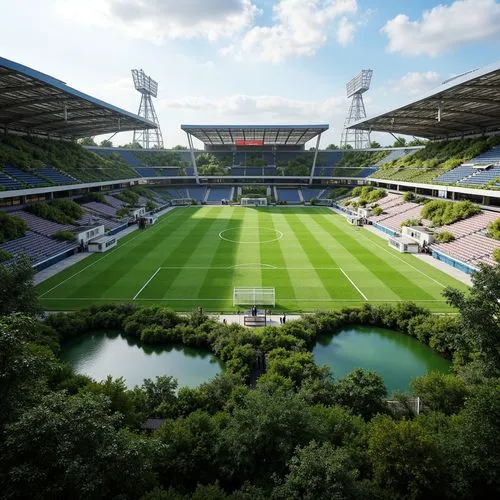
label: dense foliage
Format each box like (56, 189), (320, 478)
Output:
(351, 186), (387, 206)
(26, 199), (83, 225)
(0, 211), (26, 243)
(0, 134), (137, 182)
(372, 206), (384, 216)
(335, 150), (389, 170)
(487, 217), (500, 240)
(0, 249), (12, 263)
(115, 189), (140, 206)
(134, 150), (186, 167)
(434, 231), (455, 243)
(53, 230), (76, 242)
(1, 262), (499, 498)
(420, 200), (480, 227)
(374, 135), (500, 184)
(494, 247), (500, 263)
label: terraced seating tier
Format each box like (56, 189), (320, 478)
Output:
(3, 164), (47, 187)
(82, 202), (118, 218)
(188, 186), (207, 201)
(459, 166), (500, 186)
(0, 171), (23, 190)
(39, 165), (76, 185)
(207, 187), (232, 202)
(13, 211), (76, 237)
(277, 188), (301, 203)
(301, 188), (325, 201)
(433, 166), (476, 184)
(136, 167), (160, 177)
(0, 230), (77, 266)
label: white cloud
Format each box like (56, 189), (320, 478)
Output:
(160, 93), (346, 120)
(382, 0), (500, 56)
(336, 16), (356, 46)
(389, 71), (441, 96)
(223, 0), (358, 62)
(54, 0), (260, 42)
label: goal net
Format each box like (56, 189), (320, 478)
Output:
(241, 197), (267, 207)
(233, 287), (275, 306)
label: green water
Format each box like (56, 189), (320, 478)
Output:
(313, 326), (451, 394)
(60, 332), (223, 389)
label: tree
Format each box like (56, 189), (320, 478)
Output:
(443, 264), (500, 373)
(392, 137), (407, 148)
(411, 372), (468, 415)
(2, 391), (159, 499)
(140, 375), (178, 416)
(0, 314), (57, 426)
(78, 137), (97, 146)
(273, 441), (363, 500)
(326, 144), (339, 150)
(0, 256), (40, 316)
(100, 139), (113, 147)
(368, 415), (442, 499)
(172, 145), (188, 150)
(332, 368), (387, 420)
(369, 141), (381, 148)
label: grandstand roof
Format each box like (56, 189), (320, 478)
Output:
(0, 57), (156, 138)
(349, 61), (500, 140)
(181, 124), (329, 146)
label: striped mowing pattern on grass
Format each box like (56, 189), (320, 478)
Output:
(37, 206), (469, 312)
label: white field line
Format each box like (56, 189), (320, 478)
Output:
(39, 210), (177, 298)
(158, 266), (341, 270)
(133, 268), (161, 300)
(42, 297), (448, 302)
(339, 267), (368, 301)
(357, 231), (447, 288)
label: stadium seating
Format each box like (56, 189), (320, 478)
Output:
(263, 166), (277, 175)
(433, 166), (476, 184)
(39, 165), (76, 185)
(358, 167), (379, 177)
(207, 187), (232, 202)
(277, 188), (301, 203)
(458, 166), (500, 186)
(231, 167), (245, 176)
(3, 164), (47, 187)
(76, 212), (123, 230)
(156, 167), (180, 177)
(301, 188), (325, 201)
(246, 167), (263, 176)
(314, 167), (333, 177)
(185, 167), (195, 176)
(82, 202), (118, 218)
(188, 186), (207, 202)
(466, 147), (500, 165)
(435, 211), (499, 238)
(0, 171), (23, 190)
(0, 230), (77, 266)
(136, 167), (160, 177)
(88, 147), (143, 167)
(12, 211), (76, 237)
(319, 151), (343, 166)
(104, 195), (125, 209)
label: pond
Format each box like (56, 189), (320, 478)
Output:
(313, 326), (451, 394)
(60, 331), (223, 389)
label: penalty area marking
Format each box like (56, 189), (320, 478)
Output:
(133, 268), (161, 300)
(219, 226), (284, 244)
(339, 267), (368, 301)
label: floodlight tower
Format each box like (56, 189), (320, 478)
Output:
(340, 69), (373, 149)
(131, 69), (164, 149)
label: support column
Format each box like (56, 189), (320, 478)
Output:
(309, 133), (322, 185)
(186, 132), (200, 185)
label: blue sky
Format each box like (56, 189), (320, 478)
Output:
(1, 0), (500, 147)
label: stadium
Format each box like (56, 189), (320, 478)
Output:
(1, 56), (499, 313)
(1, 22), (500, 499)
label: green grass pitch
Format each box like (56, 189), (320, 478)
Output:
(37, 206), (469, 312)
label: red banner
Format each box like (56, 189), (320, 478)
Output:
(235, 139), (264, 146)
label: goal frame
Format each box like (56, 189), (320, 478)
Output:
(233, 287), (275, 306)
(241, 197), (267, 207)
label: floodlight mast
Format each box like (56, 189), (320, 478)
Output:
(340, 69), (373, 149)
(131, 69), (164, 149)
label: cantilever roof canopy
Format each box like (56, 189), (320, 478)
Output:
(349, 61), (500, 140)
(0, 57), (156, 138)
(181, 124), (329, 146)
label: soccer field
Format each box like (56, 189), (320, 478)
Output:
(37, 206), (468, 312)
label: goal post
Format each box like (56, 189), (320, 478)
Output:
(241, 197), (267, 207)
(233, 287), (275, 306)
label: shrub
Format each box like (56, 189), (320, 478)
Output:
(421, 200), (480, 227)
(372, 206), (383, 216)
(79, 192), (106, 204)
(403, 191), (415, 202)
(26, 199), (83, 225)
(493, 248), (500, 263)
(0, 212), (27, 243)
(434, 231), (455, 243)
(116, 207), (131, 218)
(400, 218), (422, 227)
(0, 249), (12, 262)
(53, 230), (76, 242)
(114, 190), (139, 206)
(487, 218), (500, 240)
(51, 199), (83, 220)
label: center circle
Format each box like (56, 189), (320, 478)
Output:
(219, 226), (283, 244)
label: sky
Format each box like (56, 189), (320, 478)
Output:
(1, 0), (500, 149)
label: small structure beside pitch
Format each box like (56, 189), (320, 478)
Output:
(241, 198), (267, 207)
